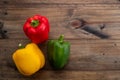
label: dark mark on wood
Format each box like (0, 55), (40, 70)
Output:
(114, 43), (117, 46)
(4, 12), (8, 15)
(70, 19), (82, 29)
(0, 22), (8, 39)
(114, 61), (118, 63)
(81, 26), (110, 39)
(3, 1), (8, 4)
(102, 53), (105, 55)
(100, 24), (106, 30)
(70, 18), (86, 29)
(4, 49), (7, 51)
(69, 18), (110, 39)
(0, 22), (4, 28)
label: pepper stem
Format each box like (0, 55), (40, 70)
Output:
(31, 20), (39, 28)
(18, 43), (25, 49)
(58, 35), (64, 43)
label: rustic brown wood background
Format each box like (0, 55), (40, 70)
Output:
(1, 0), (120, 80)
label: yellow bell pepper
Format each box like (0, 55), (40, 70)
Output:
(12, 43), (45, 76)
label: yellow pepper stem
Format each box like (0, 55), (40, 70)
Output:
(18, 43), (25, 49)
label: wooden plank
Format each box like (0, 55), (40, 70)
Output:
(1, 39), (120, 70)
(1, 21), (120, 39)
(0, 7), (120, 39)
(0, 0), (120, 4)
(2, 8), (120, 21)
(1, 3), (120, 9)
(1, 70), (120, 80)
(0, 0), (120, 80)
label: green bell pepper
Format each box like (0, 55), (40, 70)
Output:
(47, 35), (70, 69)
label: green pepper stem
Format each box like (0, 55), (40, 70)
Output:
(31, 20), (39, 28)
(18, 43), (25, 49)
(58, 35), (64, 43)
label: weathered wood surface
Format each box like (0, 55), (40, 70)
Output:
(1, 0), (120, 80)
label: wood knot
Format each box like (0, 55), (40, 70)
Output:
(69, 18), (86, 29)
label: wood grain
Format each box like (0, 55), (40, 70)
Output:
(0, 0), (120, 4)
(1, 6), (120, 39)
(1, 0), (120, 80)
(0, 39), (120, 71)
(1, 70), (120, 80)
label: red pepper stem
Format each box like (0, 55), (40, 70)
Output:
(31, 20), (39, 28)
(58, 35), (64, 44)
(18, 43), (25, 49)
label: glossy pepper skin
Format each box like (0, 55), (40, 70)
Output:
(47, 35), (70, 69)
(23, 15), (50, 44)
(12, 43), (45, 76)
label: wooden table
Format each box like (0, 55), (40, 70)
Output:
(1, 0), (120, 80)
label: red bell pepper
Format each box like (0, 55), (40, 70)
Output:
(23, 15), (50, 44)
